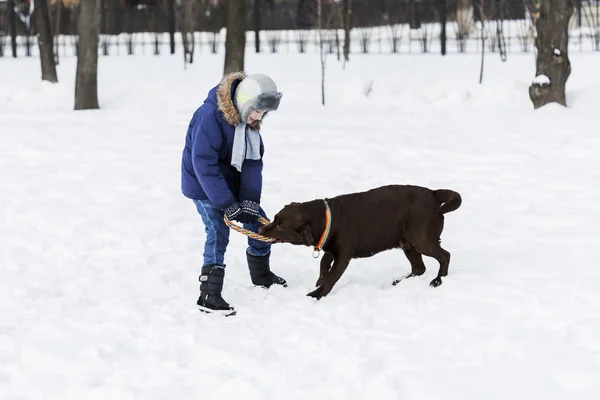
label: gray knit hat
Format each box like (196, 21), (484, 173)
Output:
(234, 73), (283, 123)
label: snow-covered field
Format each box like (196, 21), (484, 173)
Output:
(1, 51), (600, 399)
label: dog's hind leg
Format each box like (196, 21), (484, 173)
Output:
(307, 252), (352, 299)
(316, 252), (334, 287)
(418, 243), (450, 288)
(404, 212), (450, 287)
(392, 247), (427, 286)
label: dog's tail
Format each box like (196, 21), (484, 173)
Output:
(433, 189), (462, 215)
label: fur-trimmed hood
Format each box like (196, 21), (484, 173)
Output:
(216, 72), (262, 131)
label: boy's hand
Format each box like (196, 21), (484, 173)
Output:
(223, 202), (243, 220)
(223, 201), (259, 224)
(240, 200), (260, 219)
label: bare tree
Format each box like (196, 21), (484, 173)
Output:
(334, 1), (343, 60)
(314, 0), (335, 105)
(74, 0), (100, 110)
(359, 27), (372, 53)
(440, 0), (447, 55)
(343, 0), (352, 65)
(147, 0), (162, 55)
(19, 1), (33, 56)
(479, 0), (486, 84)
(456, 0), (474, 40)
(35, 0), (58, 82)
(581, 0), (600, 51)
(475, 0), (505, 81)
(254, 0), (261, 52)
(8, 0), (18, 57)
(266, 31), (282, 52)
(525, 0), (574, 109)
(384, 0), (403, 54)
(179, 0), (196, 66)
(296, 30), (309, 53)
(224, 0), (247, 75)
(418, 23), (434, 53)
(265, 1), (283, 54)
(319, 0), (325, 105)
(53, 1), (63, 64)
(167, 0), (176, 54)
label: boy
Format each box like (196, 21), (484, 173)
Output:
(181, 72), (287, 315)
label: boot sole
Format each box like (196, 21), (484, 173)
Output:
(197, 304), (237, 317)
(253, 282), (288, 290)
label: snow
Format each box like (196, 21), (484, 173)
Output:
(555, 48), (562, 56)
(2, 52), (600, 399)
(533, 74), (551, 85)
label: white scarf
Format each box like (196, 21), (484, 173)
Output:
(231, 122), (261, 172)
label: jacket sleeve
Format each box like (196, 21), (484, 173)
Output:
(191, 114), (237, 210)
(239, 138), (264, 204)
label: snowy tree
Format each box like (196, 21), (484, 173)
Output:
(526, 0), (575, 109)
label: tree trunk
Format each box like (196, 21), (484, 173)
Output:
(343, 0), (351, 63)
(100, 0), (108, 56)
(8, 0), (18, 57)
(254, 0), (261, 53)
(181, 0), (196, 66)
(479, 0), (485, 84)
(224, 0), (247, 75)
(440, 0), (447, 56)
(527, 0), (574, 109)
(75, 0), (100, 110)
(35, 0), (58, 83)
(457, 0), (474, 38)
(409, 0), (421, 29)
(54, 1), (63, 65)
(318, 0), (325, 105)
(168, 0), (175, 54)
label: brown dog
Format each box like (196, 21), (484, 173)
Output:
(258, 185), (461, 299)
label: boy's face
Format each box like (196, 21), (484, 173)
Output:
(248, 110), (265, 124)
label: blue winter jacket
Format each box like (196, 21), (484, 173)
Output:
(181, 72), (264, 210)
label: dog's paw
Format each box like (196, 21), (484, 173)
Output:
(392, 272), (422, 286)
(429, 277), (443, 287)
(307, 287), (325, 300)
(315, 277), (324, 287)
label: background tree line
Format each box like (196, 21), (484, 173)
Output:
(0, 0), (587, 111)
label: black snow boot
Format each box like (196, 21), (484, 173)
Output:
(197, 265), (236, 316)
(247, 252), (288, 289)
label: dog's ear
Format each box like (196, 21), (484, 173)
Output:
(299, 223), (313, 246)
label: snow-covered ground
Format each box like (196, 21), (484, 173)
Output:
(1, 52), (600, 399)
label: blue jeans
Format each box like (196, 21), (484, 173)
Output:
(193, 199), (271, 268)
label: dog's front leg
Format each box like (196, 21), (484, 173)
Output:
(307, 253), (352, 300)
(316, 252), (334, 287)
